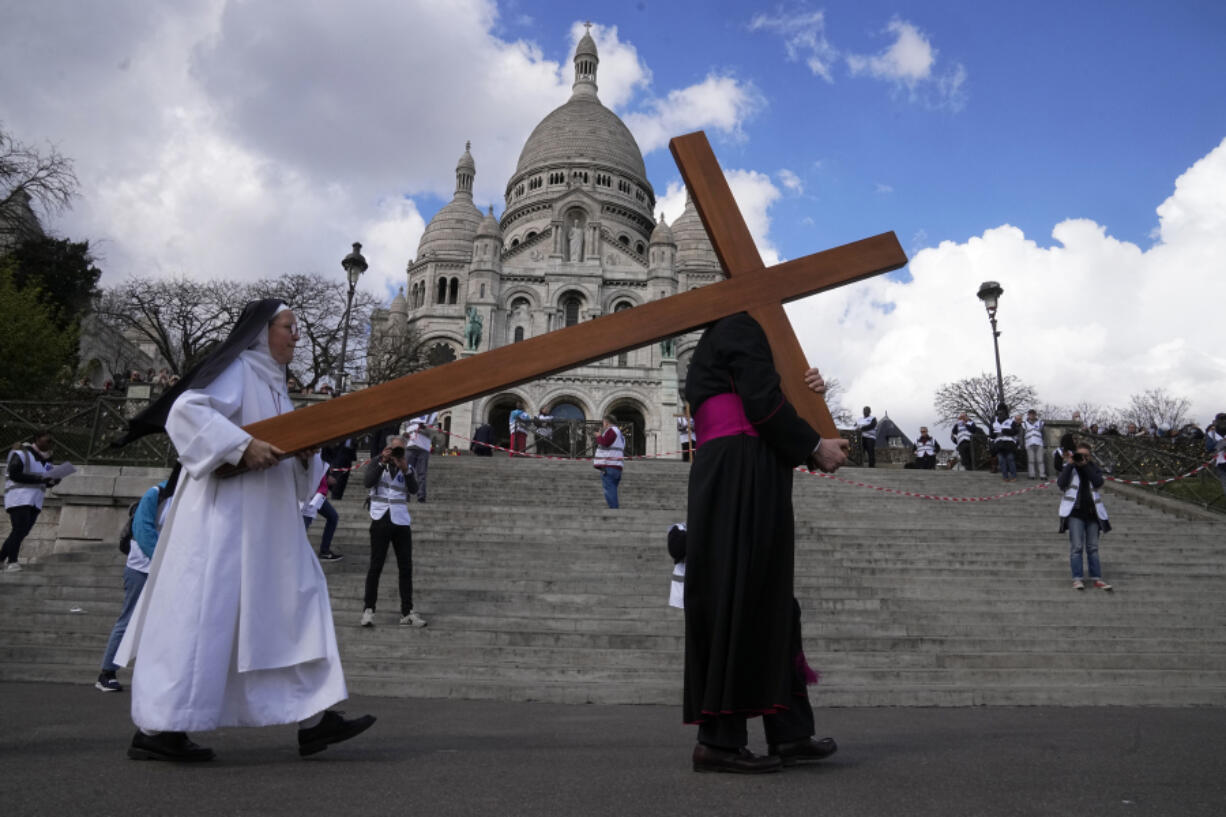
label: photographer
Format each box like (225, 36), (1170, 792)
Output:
(1057, 442), (1113, 591)
(359, 435), (425, 628)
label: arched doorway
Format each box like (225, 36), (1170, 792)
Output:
(607, 400), (647, 458)
(487, 394), (522, 451)
(545, 398), (587, 457)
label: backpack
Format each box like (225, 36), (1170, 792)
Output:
(118, 485), (164, 555)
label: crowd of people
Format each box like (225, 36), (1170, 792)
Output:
(4, 296), (1224, 774)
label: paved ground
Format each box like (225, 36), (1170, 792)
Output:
(3, 682), (1224, 817)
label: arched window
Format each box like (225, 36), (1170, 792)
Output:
(614, 302), (631, 366)
(526, 230), (537, 240)
(514, 326), (525, 343)
(436, 277), (447, 305)
(618, 235), (629, 246)
(424, 342), (457, 368)
(563, 296), (581, 327)
(448, 277), (459, 305)
(511, 237), (520, 247)
(635, 241), (645, 255)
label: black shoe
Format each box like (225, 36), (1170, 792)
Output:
(319, 551), (344, 561)
(128, 730), (215, 762)
(768, 736), (838, 766)
(692, 743), (782, 774)
(95, 671), (122, 692)
(298, 710), (376, 756)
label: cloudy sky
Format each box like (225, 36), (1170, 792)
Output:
(3, 0), (1224, 437)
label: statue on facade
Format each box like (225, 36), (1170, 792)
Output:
(465, 306), (484, 351)
(567, 219), (584, 262)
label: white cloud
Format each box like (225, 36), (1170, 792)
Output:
(623, 74), (764, 154)
(748, 9), (838, 83)
(875, 182), (894, 194)
(785, 136), (1226, 437)
(656, 168), (783, 266)
(846, 18), (967, 111)
(778, 168), (804, 194)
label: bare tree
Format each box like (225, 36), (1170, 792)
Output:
(822, 376), (855, 427)
(94, 276), (246, 374)
(0, 125), (78, 244)
(364, 321), (425, 386)
(1120, 387), (1191, 433)
(933, 372), (1039, 428)
(1063, 400), (1120, 430)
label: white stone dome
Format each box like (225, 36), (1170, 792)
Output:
(672, 194), (720, 270)
(417, 142), (482, 259)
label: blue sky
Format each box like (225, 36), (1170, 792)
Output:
(2, 0), (1224, 437)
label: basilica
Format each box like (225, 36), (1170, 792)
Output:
(370, 28), (723, 456)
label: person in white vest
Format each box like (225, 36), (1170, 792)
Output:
(667, 523), (687, 609)
(856, 407), (878, 467)
(1207, 413), (1226, 492)
(594, 416), (625, 509)
(907, 427), (940, 469)
(950, 413), (979, 471)
(402, 412), (438, 502)
(1022, 409), (1047, 480)
(360, 434), (425, 628)
(677, 410), (695, 462)
(2, 431), (62, 571)
(991, 403), (1021, 482)
(112, 299), (374, 763)
(1057, 442), (1112, 591)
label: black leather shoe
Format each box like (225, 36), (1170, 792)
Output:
(128, 730), (215, 762)
(692, 743), (783, 774)
(298, 710), (376, 756)
(768, 736), (838, 765)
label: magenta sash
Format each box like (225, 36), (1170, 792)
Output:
(694, 393), (759, 448)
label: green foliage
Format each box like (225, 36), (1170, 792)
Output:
(3, 235), (101, 326)
(0, 261), (76, 398)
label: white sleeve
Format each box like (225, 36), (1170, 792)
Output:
(165, 362), (252, 479)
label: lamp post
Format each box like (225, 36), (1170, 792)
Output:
(337, 242), (367, 394)
(976, 280), (1006, 408)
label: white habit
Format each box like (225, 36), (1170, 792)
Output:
(115, 344), (346, 732)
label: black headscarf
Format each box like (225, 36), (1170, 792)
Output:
(112, 298), (286, 447)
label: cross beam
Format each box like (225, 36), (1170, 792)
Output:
(232, 132), (907, 460)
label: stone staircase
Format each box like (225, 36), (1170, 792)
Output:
(2, 456), (1224, 706)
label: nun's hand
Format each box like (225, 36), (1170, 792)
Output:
(241, 438), (284, 471)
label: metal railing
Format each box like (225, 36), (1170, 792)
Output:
(0, 397), (175, 467)
(1084, 432), (1224, 513)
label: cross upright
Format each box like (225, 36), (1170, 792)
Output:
(225, 131), (907, 465)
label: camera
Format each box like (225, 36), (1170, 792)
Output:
(390, 446), (405, 459)
(1072, 452), (1086, 464)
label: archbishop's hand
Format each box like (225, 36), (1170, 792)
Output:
(803, 367), (827, 395)
(811, 437), (849, 473)
(241, 438), (284, 471)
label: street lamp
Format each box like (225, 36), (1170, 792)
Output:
(337, 241), (367, 394)
(976, 280), (1006, 408)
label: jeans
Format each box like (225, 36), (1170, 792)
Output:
(101, 567), (148, 672)
(997, 450), (1017, 480)
(1027, 444), (1047, 478)
(304, 500), (339, 553)
(405, 446), (430, 500)
(1, 505), (40, 564)
(1067, 516), (1103, 580)
(863, 438), (876, 467)
(957, 440), (974, 471)
(600, 467), (621, 508)
(364, 511), (414, 615)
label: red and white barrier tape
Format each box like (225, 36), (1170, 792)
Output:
(323, 424), (1217, 500)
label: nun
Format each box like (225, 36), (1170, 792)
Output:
(113, 299), (374, 762)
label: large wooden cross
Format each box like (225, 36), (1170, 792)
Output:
(236, 131), (906, 458)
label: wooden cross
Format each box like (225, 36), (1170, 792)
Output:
(233, 131), (906, 459)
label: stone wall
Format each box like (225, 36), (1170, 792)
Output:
(1, 465), (171, 563)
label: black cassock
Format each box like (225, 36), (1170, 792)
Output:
(683, 313), (820, 731)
